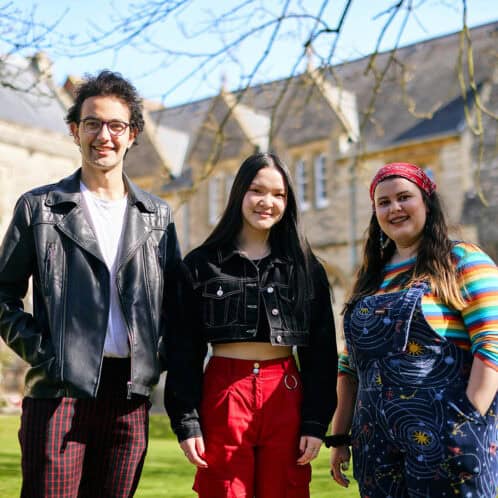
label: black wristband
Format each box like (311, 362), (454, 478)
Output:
(324, 434), (351, 448)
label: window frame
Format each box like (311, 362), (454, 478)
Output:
(314, 153), (329, 209)
(208, 175), (223, 226)
(295, 158), (310, 212)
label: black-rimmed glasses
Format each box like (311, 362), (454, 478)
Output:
(80, 118), (130, 136)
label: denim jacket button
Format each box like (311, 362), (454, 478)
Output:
(267, 286), (274, 293)
(271, 308), (279, 316)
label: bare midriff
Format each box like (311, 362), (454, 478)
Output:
(212, 342), (292, 361)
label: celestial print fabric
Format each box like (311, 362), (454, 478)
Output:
(338, 242), (498, 376)
(343, 283), (498, 497)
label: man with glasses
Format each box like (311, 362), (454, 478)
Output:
(0, 70), (181, 497)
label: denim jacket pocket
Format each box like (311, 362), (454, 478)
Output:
(276, 284), (308, 332)
(202, 278), (243, 327)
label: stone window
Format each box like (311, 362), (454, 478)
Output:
(314, 154), (329, 209)
(295, 159), (310, 212)
(208, 175), (223, 226)
(225, 174), (235, 203)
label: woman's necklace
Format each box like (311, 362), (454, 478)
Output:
(238, 245), (271, 261)
(251, 256), (265, 268)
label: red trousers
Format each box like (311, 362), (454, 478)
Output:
(194, 356), (311, 498)
(18, 358), (150, 498)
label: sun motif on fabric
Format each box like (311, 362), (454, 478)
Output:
(407, 340), (424, 355)
(412, 430), (431, 445)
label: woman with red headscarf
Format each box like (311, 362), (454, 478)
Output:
(328, 163), (498, 497)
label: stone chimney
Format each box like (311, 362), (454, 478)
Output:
(30, 51), (53, 80)
(63, 75), (83, 99)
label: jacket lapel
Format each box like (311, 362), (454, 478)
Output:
(46, 169), (156, 269)
(46, 169), (105, 263)
(115, 175), (156, 271)
(57, 205), (105, 263)
(115, 203), (152, 272)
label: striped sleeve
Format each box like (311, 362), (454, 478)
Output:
(454, 242), (498, 370)
(338, 345), (357, 377)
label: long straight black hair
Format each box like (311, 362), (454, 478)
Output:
(202, 152), (316, 306)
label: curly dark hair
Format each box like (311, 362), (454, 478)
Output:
(65, 70), (144, 137)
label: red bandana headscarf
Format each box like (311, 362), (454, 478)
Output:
(369, 162), (437, 202)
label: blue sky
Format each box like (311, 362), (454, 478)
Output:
(9, 0), (498, 106)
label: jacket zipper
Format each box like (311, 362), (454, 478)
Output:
(44, 242), (55, 294)
(59, 242), (67, 386)
(119, 265), (135, 400)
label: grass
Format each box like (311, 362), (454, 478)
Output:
(0, 414), (359, 497)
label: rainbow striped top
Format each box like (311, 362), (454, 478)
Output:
(339, 241), (498, 375)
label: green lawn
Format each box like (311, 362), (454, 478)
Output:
(0, 414), (359, 497)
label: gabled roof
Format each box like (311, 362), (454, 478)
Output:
(320, 21), (498, 148)
(178, 90), (267, 166)
(221, 91), (270, 151)
(0, 53), (69, 134)
(305, 69), (359, 142)
(392, 84), (481, 143)
(150, 98), (212, 141)
(153, 21), (497, 156)
(155, 125), (190, 177)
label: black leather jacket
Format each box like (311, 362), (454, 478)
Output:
(165, 244), (338, 441)
(0, 169), (181, 399)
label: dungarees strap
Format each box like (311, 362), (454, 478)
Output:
(391, 282), (427, 352)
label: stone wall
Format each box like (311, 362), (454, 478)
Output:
(0, 120), (79, 238)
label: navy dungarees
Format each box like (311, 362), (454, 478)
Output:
(344, 283), (498, 497)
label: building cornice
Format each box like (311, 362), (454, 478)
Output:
(0, 119), (80, 159)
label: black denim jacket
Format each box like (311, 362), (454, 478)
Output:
(165, 244), (338, 441)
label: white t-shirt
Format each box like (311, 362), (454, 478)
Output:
(80, 182), (129, 357)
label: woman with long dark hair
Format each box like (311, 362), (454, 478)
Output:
(165, 152), (337, 498)
(329, 162), (498, 497)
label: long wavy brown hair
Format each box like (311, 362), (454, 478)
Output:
(345, 187), (466, 312)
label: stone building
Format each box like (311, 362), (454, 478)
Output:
(131, 21), (498, 315)
(0, 53), (80, 238)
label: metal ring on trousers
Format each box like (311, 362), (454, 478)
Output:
(284, 374), (298, 390)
